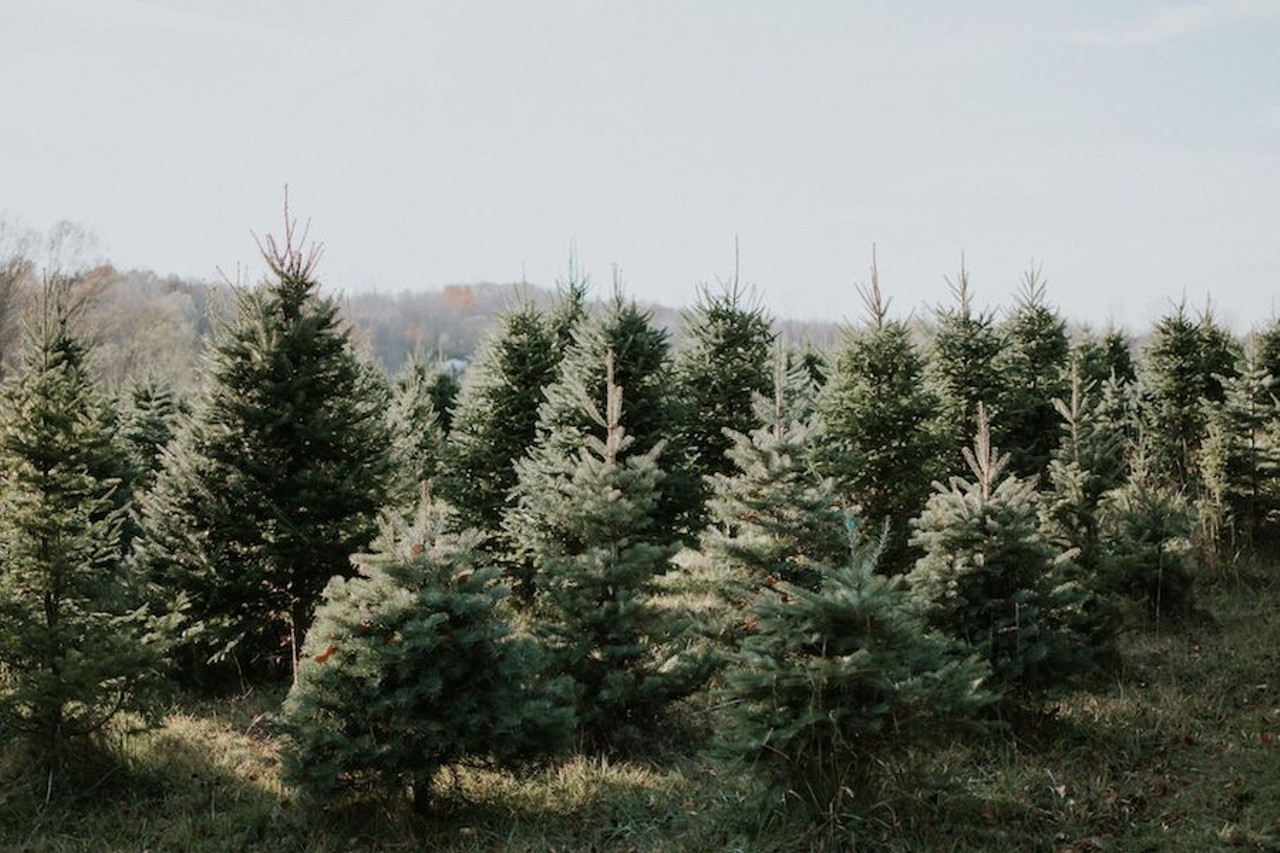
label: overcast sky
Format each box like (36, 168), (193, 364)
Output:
(3, 1), (1279, 329)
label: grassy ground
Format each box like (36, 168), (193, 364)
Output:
(2, 571), (1278, 852)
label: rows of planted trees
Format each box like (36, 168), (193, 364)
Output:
(2, 219), (1279, 839)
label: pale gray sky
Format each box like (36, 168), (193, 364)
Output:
(3, 1), (1280, 329)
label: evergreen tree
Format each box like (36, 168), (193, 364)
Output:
(1197, 304), (1241, 405)
(1254, 316), (1280, 387)
(506, 354), (705, 749)
(1199, 343), (1277, 553)
(993, 268), (1070, 479)
(1039, 365), (1127, 570)
(717, 541), (992, 829)
(1139, 303), (1241, 493)
(386, 356), (446, 507)
(1098, 448), (1197, 626)
(819, 259), (946, 573)
(526, 289), (696, 537)
(118, 379), (183, 494)
(437, 299), (564, 533)
(674, 282), (775, 523)
(698, 351), (848, 614)
(926, 262), (1007, 469)
(794, 344), (829, 391)
(135, 221), (392, 680)
(1075, 328), (1137, 390)
(0, 280), (171, 774)
(425, 367), (461, 434)
(280, 500), (571, 812)
(908, 406), (1091, 704)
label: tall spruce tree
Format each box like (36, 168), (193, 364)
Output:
(926, 262), (1007, 471)
(118, 379), (183, 494)
(1199, 342), (1278, 552)
(437, 295), (572, 534)
(524, 289), (695, 537)
(0, 280), (171, 774)
(1075, 328), (1137, 390)
(1040, 365), (1127, 571)
(1098, 448), (1197, 626)
(908, 406), (1091, 704)
(135, 219), (392, 680)
(506, 354), (705, 749)
(819, 258), (946, 573)
(698, 350), (848, 614)
(386, 355), (446, 507)
(674, 281), (775, 524)
(1255, 316), (1280, 387)
(993, 268), (1070, 479)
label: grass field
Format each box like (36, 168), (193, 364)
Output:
(2, 568), (1278, 852)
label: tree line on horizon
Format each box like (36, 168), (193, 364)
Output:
(2, 216), (1279, 836)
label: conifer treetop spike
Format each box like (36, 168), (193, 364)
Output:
(856, 245), (891, 331)
(962, 402), (1009, 500)
(255, 188), (324, 285)
(1017, 262), (1049, 310)
(1051, 361), (1088, 465)
(944, 253), (972, 317)
(604, 349), (624, 464)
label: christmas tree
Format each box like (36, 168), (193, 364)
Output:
(281, 499), (571, 812)
(521, 287), (696, 537)
(674, 281), (775, 526)
(1198, 341), (1277, 553)
(926, 262), (1007, 472)
(507, 353), (705, 750)
(437, 292), (574, 534)
(908, 405), (1091, 704)
(1039, 365), (1127, 570)
(1098, 447), (1198, 626)
(699, 349), (848, 611)
(135, 215), (392, 681)
(385, 355), (446, 507)
(1139, 303), (1241, 494)
(819, 255), (946, 573)
(717, 539), (992, 829)
(0, 279), (172, 776)
(993, 268), (1070, 479)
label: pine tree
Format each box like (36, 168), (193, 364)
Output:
(1098, 448), (1197, 626)
(926, 262), (1007, 470)
(717, 541), (992, 828)
(1197, 304), (1241, 405)
(280, 499), (571, 812)
(1254, 316), (1280, 388)
(908, 406), (1091, 704)
(425, 367), (461, 434)
(993, 268), (1070, 479)
(436, 299), (565, 534)
(819, 257), (946, 573)
(527, 289), (696, 537)
(1075, 328), (1137, 390)
(698, 350), (849, 613)
(673, 281), (775, 524)
(135, 219), (392, 680)
(1139, 303), (1241, 494)
(1039, 365), (1127, 570)
(1199, 343), (1277, 553)
(0, 280), (171, 774)
(118, 379), (183, 493)
(506, 354), (705, 749)
(386, 355), (446, 507)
